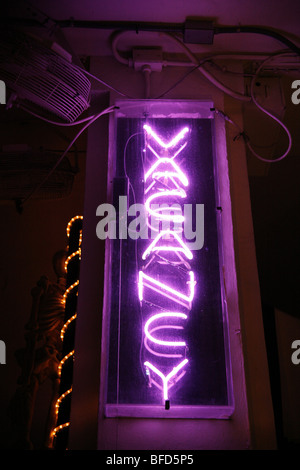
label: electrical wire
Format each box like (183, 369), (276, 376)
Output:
(81, 68), (134, 98)
(214, 55), (293, 164)
(111, 30), (252, 101)
(19, 105), (117, 209)
(153, 50), (298, 98)
(5, 10), (300, 57)
(216, 106), (291, 164)
(155, 61), (210, 98)
(162, 33), (251, 102)
(14, 25), (295, 209)
(19, 104), (97, 126)
(155, 51), (298, 98)
(214, 26), (300, 57)
(247, 52), (292, 162)
(111, 30), (293, 162)
(111, 30), (131, 66)
(143, 66), (152, 99)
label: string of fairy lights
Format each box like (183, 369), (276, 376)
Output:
(50, 215), (83, 449)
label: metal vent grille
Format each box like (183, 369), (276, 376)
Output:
(0, 30), (91, 122)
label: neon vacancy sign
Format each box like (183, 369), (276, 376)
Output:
(104, 100), (234, 418)
(140, 124), (195, 407)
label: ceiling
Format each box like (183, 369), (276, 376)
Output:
(3, 0), (300, 57)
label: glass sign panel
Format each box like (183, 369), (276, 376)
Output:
(100, 100), (234, 418)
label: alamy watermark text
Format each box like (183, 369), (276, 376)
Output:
(291, 340), (300, 365)
(291, 80), (300, 104)
(0, 340), (6, 364)
(96, 196), (204, 250)
(0, 80), (6, 105)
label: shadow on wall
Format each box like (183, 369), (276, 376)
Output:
(248, 139), (300, 449)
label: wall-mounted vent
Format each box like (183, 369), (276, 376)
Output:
(0, 30), (91, 122)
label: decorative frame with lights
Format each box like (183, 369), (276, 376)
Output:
(101, 100), (234, 419)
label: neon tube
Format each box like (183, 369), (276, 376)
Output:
(144, 158), (189, 187)
(142, 229), (193, 260)
(145, 189), (186, 222)
(143, 125), (189, 149)
(138, 270), (195, 308)
(144, 359), (188, 401)
(146, 141), (187, 162)
(144, 329), (185, 358)
(147, 144), (160, 160)
(138, 123), (195, 405)
(171, 142), (188, 160)
(144, 312), (187, 347)
(151, 172), (183, 190)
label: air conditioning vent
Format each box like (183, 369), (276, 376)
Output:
(0, 29), (91, 122)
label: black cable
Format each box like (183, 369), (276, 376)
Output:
(214, 26), (300, 56)
(0, 17), (184, 34)
(2, 15), (299, 57)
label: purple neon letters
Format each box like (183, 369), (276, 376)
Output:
(139, 124), (196, 404)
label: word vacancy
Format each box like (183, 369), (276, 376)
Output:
(139, 124), (197, 407)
